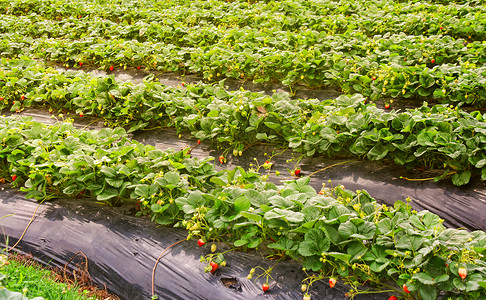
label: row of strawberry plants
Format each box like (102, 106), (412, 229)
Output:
(1, 116), (219, 209)
(1, 0), (485, 104)
(2, 58), (486, 186)
(2, 0), (485, 66)
(1, 115), (486, 299)
(1, 13), (485, 66)
(2, 4), (486, 49)
(1, 33), (486, 106)
(1, 0), (485, 42)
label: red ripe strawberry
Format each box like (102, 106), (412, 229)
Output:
(79, 62), (83, 67)
(0, 97), (4, 101)
(137, 66), (141, 70)
(403, 284), (410, 293)
(431, 59), (436, 64)
(210, 261), (219, 273)
(458, 267), (467, 280)
(219, 155), (225, 164)
(294, 169), (301, 177)
(109, 66), (114, 71)
(11, 175), (17, 181)
(329, 278), (336, 288)
(371, 76), (377, 81)
(79, 113), (84, 117)
(197, 140), (201, 145)
(388, 296), (397, 300)
(385, 103), (390, 109)
(440, 26), (444, 30)
(197, 239), (205, 247)
(20, 95), (25, 100)
(262, 283), (269, 292)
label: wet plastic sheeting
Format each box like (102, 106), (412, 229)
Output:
(0, 189), (387, 300)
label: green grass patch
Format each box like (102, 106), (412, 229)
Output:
(0, 253), (96, 300)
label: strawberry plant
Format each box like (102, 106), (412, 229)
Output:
(200, 250), (229, 274)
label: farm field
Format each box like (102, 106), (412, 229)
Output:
(1, 0), (486, 299)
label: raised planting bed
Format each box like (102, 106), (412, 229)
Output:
(0, 116), (486, 299)
(3, 58), (486, 187)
